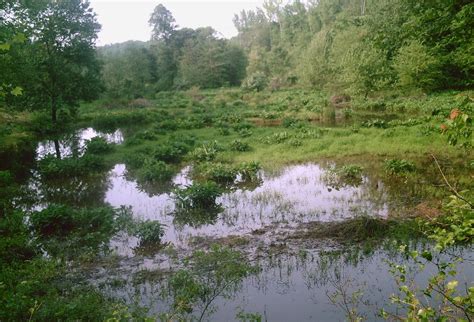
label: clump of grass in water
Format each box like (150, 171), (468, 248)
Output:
(84, 136), (114, 154)
(384, 159), (416, 175)
(174, 181), (222, 209)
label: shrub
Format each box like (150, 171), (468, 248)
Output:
(230, 140), (250, 152)
(393, 40), (441, 90)
(237, 128), (253, 138)
(134, 220), (165, 246)
(174, 182), (222, 209)
(138, 159), (174, 182)
(384, 159), (416, 175)
(38, 154), (107, 179)
(191, 141), (222, 162)
(153, 140), (192, 163)
(84, 137), (113, 154)
(339, 165), (363, 180)
(238, 162), (261, 181)
(241, 72), (268, 92)
(197, 163), (237, 184)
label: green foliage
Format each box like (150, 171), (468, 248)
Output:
(230, 139), (251, 152)
(197, 162), (238, 184)
(137, 159), (174, 183)
(85, 137), (114, 154)
(241, 72), (268, 92)
(163, 246), (257, 320)
(174, 181), (222, 209)
(442, 97), (473, 150)
(134, 220), (165, 247)
(38, 154), (107, 179)
(3, 1), (102, 123)
(190, 141), (222, 162)
(424, 196), (474, 251)
(384, 159), (416, 175)
(238, 161), (261, 182)
(393, 40), (441, 90)
(29, 204), (133, 258)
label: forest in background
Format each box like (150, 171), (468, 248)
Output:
(2, 0), (473, 112)
(0, 1), (473, 321)
(96, 0), (474, 98)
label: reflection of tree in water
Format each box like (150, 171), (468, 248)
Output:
(125, 169), (175, 197)
(33, 171), (112, 208)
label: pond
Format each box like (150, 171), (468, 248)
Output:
(14, 127), (473, 320)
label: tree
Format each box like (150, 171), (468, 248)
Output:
(3, 0), (102, 124)
(149, 4), (176, 42)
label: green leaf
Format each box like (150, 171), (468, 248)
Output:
(0, 43), (11, 51)
(11, 87), (23, 96)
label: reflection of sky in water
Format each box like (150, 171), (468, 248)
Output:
(36, 128), (123, 159)
(106, 164), (389, 252)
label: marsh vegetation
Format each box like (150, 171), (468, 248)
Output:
(1, 0), (473, 321)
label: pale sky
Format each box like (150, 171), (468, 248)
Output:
(89, 0), (264, 46)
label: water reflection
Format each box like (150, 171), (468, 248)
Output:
(106, 163), (393, 250)
(36, 128), (123, 160)
(97, 245), (474, 321)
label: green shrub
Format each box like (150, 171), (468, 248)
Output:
(197, 162), (237, 183)
(238, 162), (261, 181)
(230, 139), (250, 152)
(237, 128), (253, 138)
(339, 164), (363, 180)
(138, 159), (174, 182)
(84, 137), (114, 154)
(241, 72), (268, 92)
(190, 141), (222, 162)
(174, 182), (222, 209)
(134, 220), (165, 246)
(153, 140), (192, 163)
(38, 154), (107, 179)
(384, 159), (416, 175)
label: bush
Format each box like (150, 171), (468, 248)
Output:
(384, 159), (416, 175)
(174, 182), (222, 209)
(84, 137), (114, 154)
(137, 159), (174, 182)
(38, 154), (107, 179)
(230, 140), (250, 152)
(393, 40), (441, 90)
(190, 141), (222, 162)
(197, 162), (238, 184)
(134, 220), (165, 246)
(128, 98), (152, 108)
(153, 140), (192, 163)
(241, 72), (268, 92)
(238, 162), (261, 181)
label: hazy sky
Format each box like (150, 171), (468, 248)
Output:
(89, 0), (264, 46)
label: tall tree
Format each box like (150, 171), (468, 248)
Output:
(3, 0), (102, 123)
(149, 4), (176, 42)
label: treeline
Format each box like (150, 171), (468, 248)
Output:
(234, 0), (473, 95)
(99, 5), (246, 98)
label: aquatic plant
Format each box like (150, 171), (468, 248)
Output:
(137, 158), (174, 182)
(190, 141), (222, 162)
(134, 220), (165, 247)
(174, 181), (222, 209)
(84, 137), (114, 154)
(384, 159), (416, 175)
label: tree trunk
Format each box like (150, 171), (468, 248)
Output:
(54, 139), (61, 159)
